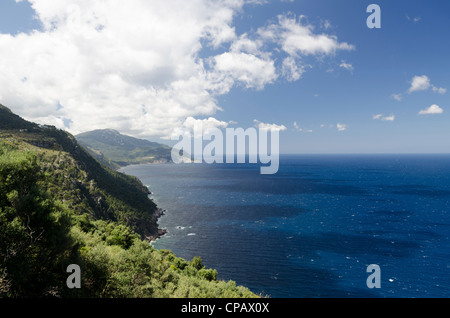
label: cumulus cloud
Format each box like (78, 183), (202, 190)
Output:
(170, 116), (230, 140)
(408, 75), (446, 94)
(0, 1), (353, 139)
(254, 120), (287, 132)
(212, 51), (278, 90)
(227, 13), (354, 83)
(409, 75), (431, 93)
(258, 14), (354, 57)
(254, 13), (354, 84)
(419, 104), (444, 115)
(1, 0), (246, 137)
(230, 33), (263, 54)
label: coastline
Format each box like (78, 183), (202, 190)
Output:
(117, 162), (172, 244)
(147, 207), (168, 243)
(115, 159), (173, 171)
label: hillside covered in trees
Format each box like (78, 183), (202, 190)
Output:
(76, 129), (172, 169)
(0, 104), (257, 298)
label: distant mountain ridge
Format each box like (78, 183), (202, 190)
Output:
(76, 129), (172, 169)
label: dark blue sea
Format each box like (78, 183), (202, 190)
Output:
(120, 155), (450, 298)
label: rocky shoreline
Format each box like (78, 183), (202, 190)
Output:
(147, 207), (168, 243)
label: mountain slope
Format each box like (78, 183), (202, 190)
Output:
(0, 105), (162, 239)
(76, 129), (172, 168)
(0, 104), (39, 130)
(0, 105), (258, 298)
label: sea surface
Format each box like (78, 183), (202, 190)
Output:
(120, 154), (450, 298)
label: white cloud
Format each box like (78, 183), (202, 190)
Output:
(322, 20), (332, 30)
(408, 75), (446, 95)
(339, 60), (354, 72)
(0, 1), (353, 139)
(230, 34), (264, 55)
(256, 13), (354, 82)
(406, 14), (421, 23)
(212, 51), (278, 90)
(254, 120), (287, 132)
(259, 14), (355, 57)
(373, 114), (395, 121)
(294, 122), (314, 133)
(337, 123), (348, 131)
(282, 57), (304, 82)
(409, 75), (431, 93)
(373, 114), (383, 120)
(419, 104), (444, 115)
(1, 0), (250, 138)
(391, 93), (403, 101)
(173, 116), (229, 138)
(432, 86), (447, 94)
(382, 115), (396, 122)
(293, 121), (302, 132)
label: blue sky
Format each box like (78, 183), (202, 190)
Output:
(0, 0), (449, 154)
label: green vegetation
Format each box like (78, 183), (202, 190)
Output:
(0, 105), (258, 298)
(76, 129), (172, 169)
(0, 144), (73, 297)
